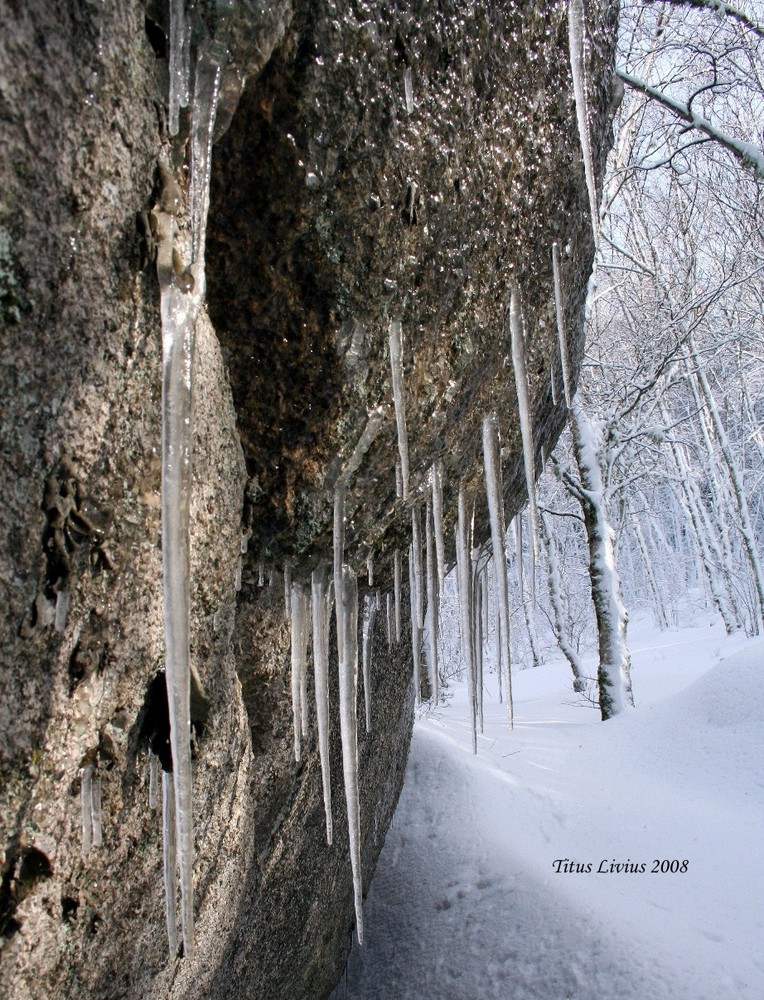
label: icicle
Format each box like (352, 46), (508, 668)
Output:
(425, 493), (439, 704)
(394, 549), (402, 643)
(509, 283), (540, 563)
(388, 320), (410, 501)
(54, 589), (69, 633)
(81, 765), (93, 855)
(162, 769), (179, 958)
(190, 51), (222, 267)
(483, 415), (513, 725)
(290, 582), (310, 762)
(552, 243), (573, 407)
(395, 461), (403, 500)
(568, 0), (600, 243)
(431, 461), (446, 597)
(367, 553), (374, 587)
(334, 483), (347, 666)
(91, 773), (103, 848)
(149, 751), (161, 810)
(362, 595), (377, 732)
(234, 560), (242, 592)
(514, 514), (524, 602)
(258, 561), (265, 586)
(338, 567), (364, 944)
(493, 566), (503, 703)
(312, 566), (333, 845)
(159, 18), (227, 960)
(386, 592), (392, 646)
(408, 545), (422, 706)
(168, 0), (191, 137)
(240, 531), (248, 554)
(472, 554), (484, 734)
(411, 507), (424, 631)
(284, 558), (292, 620)
(456, 489), (477, 753)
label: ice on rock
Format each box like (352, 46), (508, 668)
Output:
(54, 589), (69, 633)
(509, 283), (540, 564)
(388, 320), (410, 501)
(386, 592), (392, 647)
(482, 415), (513, 725)
(290, 582), (310, 762)
(568, 0), (600, 243)
(91, 773), (103, 848)
(81, 765), (93, 855)
(149, 750), (160, 810)
(338, 566), (364, 944)
(162, 769), (179, 958)
(284, 558), (292, 620)
(312, 566), (333, 845)
(403, 66), (414, 115)
(168, 0), (191, 137)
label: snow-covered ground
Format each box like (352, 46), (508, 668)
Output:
(332, 615), (764, 999)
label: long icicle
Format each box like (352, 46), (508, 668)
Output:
(568, 0), (600, 243)
(552, 243), (573, 407)
(338, 566), (364, 944)
(482, 415), (513, 726)
(312, 566), (333, 844)
(290, 582), (310, 762)
(362, 594), (377, 732)
(388, 319), (410, 500)
(456, 488), (477, 753)
(409, 544), (422, 706)
(162, 769), (178, 958)
(412, 506), (424, 631)
(509, 283), (540, 565)
(394, 549), (402, 643)
(425, 491), (440, 704)
(334, 482), (347, 668)
(431, 461), (446, 597)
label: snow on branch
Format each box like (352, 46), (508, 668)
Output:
(645, 0), (764, 40)
(616, 69), (764, 178)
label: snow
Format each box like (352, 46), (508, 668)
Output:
(334, 616), (764, 998)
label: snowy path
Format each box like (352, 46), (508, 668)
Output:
(333, 619), (764, 999)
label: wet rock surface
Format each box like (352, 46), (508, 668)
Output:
(0, 1), (616, 997)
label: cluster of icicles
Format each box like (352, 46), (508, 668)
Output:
(78, 0), (598, 964)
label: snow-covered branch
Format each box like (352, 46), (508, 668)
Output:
(616, 69), (764, 178)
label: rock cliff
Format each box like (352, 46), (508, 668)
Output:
(0, 1), (617, 997)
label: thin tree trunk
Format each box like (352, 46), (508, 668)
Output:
(569, 402), (634, 719)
